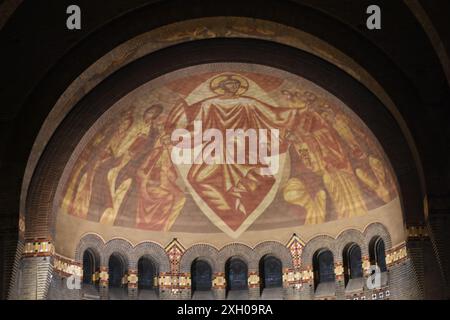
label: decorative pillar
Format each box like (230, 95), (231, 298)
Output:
(159, 239), (185, 300)
(299, 267), (314, 299)
(179, 272), (191, 299)
(362, 254), (371, 298)
(212, 272), (226, 300)
(158, 272), (173, 300)
(387, 240), (421, 300)
(18, 239), (54, 300)
(98, 266), (109, 300)
(248, 271), (260, 300)
(286, 233), (306, 299)
(334, 262), (345, 300)
(127, 269), (138, 299)
(282, 268), (298, 300)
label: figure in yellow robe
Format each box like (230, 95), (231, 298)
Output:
(283, 90), (367, 223)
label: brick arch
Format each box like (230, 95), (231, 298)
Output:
(75, 233), (105, 263)
(254, 241), (293, 269)
(301, 235), (337, 266)
(335, 229), (368, 258)
(101, 238), (133, 268)
(129, 241), (170, 273)
(218, 243), (257, 271)
(363, 222), (393, 250)
(179, 244), (219, 273)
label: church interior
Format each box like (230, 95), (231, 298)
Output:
(0, 0), (449, 300)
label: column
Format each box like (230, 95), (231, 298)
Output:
(16, 239), (54, 300)
(334, 262), (345, 300)
(98, 266), (109, 300)
(18, 256), (53, 299)
(427, 200), (450, 299)
(248, 271), (260, 300)
(158, 272), (172, 300)
(386, 242), (421, 300)
(298, 267), (314, 300)
(212, 272), (226, 300)
(179, 272), (191, 299)
(127, 269), (138, 299)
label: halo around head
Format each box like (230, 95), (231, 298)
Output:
(210, 74), (249, 95)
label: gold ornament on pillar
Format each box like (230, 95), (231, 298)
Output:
(99, 267), (109, 285)
(213, 273), (226, 289)
(248, 272), (260, 288)
(127, 270), (138, 288)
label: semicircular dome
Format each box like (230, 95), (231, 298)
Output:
(55, 63), (402, 252)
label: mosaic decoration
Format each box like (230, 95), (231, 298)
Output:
(287, 233), (305, 269)
(386, 243), (408, 266)
(362, 255), (372, 276)
(248, 272), (260, 288)
(154, 239), (188, 291)
(166, 238), (185, 273)
(407, 226), (428, 239)
(99, 267), (109, 285)
(212, 272), (226, 289)
(127, 270), (138, 288)
(23, 239), (54, 257)
(334, 262), (344, 281)
(53, 254), (82, 278)
(60, 65), (398, 238)
(158, 273), (172, 288)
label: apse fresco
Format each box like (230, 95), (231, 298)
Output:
(60, 65), (398, 238)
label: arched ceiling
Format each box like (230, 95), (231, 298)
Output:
(53, 63), (401, 251)
(0, 0), (448, 299)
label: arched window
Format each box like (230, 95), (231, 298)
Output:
(108, 253), (126, 288)
(343, 244), (363, 286)
(259, 255), (282, 289)
(313, 249), (335, 289)
(82, 249), (99, 285)
(225, 257), (248, 291)
(369, 237), (387, 272)
(191, 259), (212, 292)
(138, 256), (155, 290)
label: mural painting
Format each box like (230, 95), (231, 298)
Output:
(60, 66), (397, 238)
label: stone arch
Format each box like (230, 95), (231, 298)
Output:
(335, 229), (368, 258)
(75, 233), (104, 263)
(101, 238), (133, 268)
(301, 235), (337, 266)
(180, 244), (219, 273)
(218, 243), (257, 271)
(363, 222), (393, 250)
(254, 241), (293, 269)
(129, 241), (170, 273)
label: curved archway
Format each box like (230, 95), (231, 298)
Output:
(136, 255), (159, 300)
(191, 259), (213, 300)
(82, 248), (99, 285)
(369, 236), (387, 273)
(180, 244), (219, 274)
(130, 241), (170, 273)
(259, 255), (283, 299)
(225, 257), (249, 300)
(108, 253), (127, 288)
(342, 243), (363, 292)
(259, 255), (282, 289)
(137, 256), (156, 290)
(313, 248), (335, 297)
